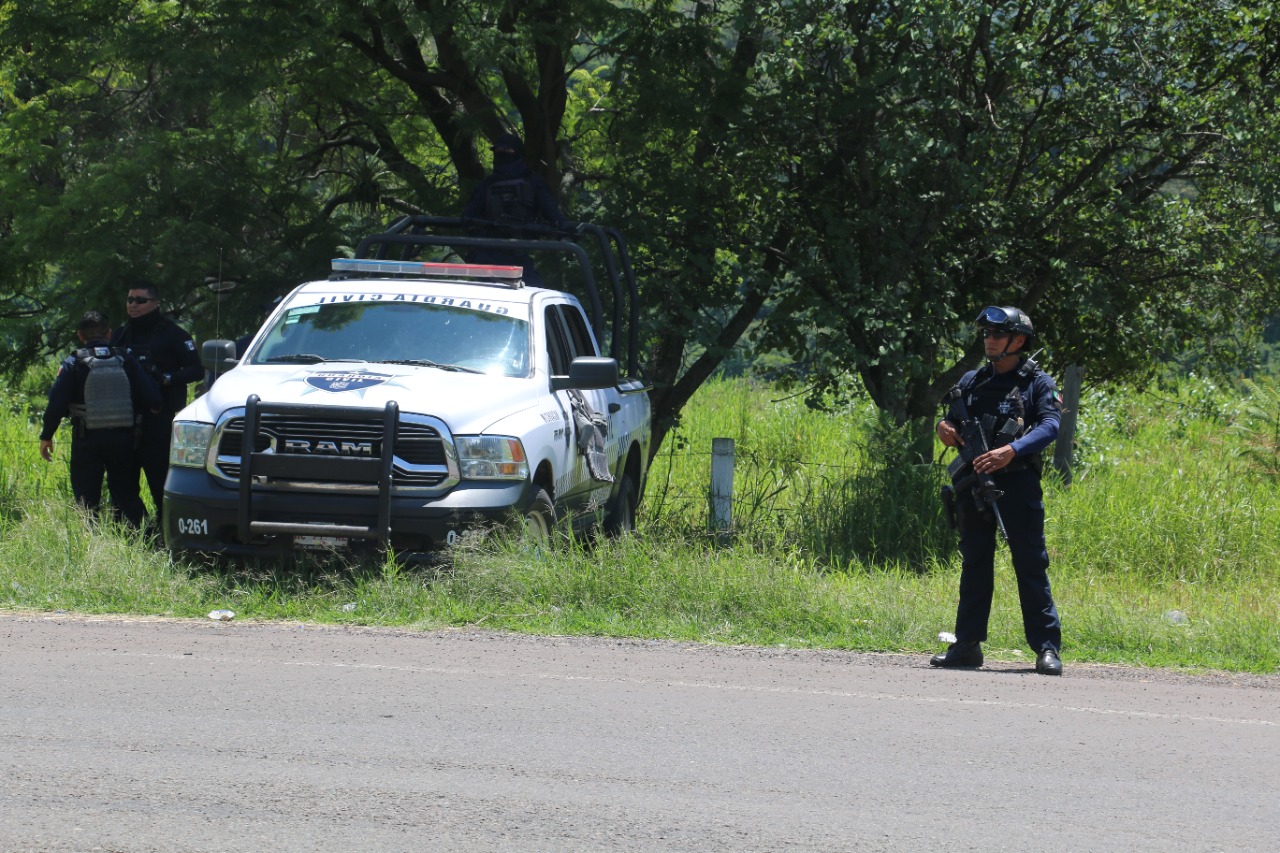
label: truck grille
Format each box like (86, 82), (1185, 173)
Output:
(211, 411), (455, 492)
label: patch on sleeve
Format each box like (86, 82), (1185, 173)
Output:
(1051, 389), (1064, 410)
(185, 340), (196, 351)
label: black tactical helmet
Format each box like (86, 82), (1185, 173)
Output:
(492, 132), (523, 154)
(975, 305), (1034, 341)
(491, 132), (525, 165)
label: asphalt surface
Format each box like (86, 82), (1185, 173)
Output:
(2, 613), (1277, 852)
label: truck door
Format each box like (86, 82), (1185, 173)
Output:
(544, 303), (617, 516)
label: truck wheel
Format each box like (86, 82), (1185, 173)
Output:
(522, 487), (556, 545)
(605, 474), (637, 537)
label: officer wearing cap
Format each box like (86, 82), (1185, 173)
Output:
(39, 311), (163, 527)
(932, 306), (1065, 675)
(113, 281), (203, 525)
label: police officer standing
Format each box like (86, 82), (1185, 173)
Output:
(39, 311), (163, 527)
(112, 281), (203, 524)
(932, 306), (1065, 675)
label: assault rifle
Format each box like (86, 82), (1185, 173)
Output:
(941, 389), (1011, 542)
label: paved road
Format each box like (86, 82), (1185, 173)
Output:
(2, 614), (1277, 852)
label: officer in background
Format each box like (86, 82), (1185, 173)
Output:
(462, 132), (570, 286)
(113, 281), (203, 523)
(40, 311), (163, 528)
(932, 306), (1065, 675)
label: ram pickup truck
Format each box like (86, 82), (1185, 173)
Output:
(163, 217), (651, 562)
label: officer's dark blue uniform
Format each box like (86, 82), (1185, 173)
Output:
(113, 294), (203, 520)
(462, 132), (570, 287)
(40, 327), (164, 527)
(933, 306), (1065, 675)
(951, 362), (1062, 651)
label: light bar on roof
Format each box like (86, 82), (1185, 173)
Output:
(332, 258), (524, 284)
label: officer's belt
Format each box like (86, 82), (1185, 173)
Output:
(69, 416), (136, 434)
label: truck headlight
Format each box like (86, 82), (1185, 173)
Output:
(456, 436), (528, 481)
(170, 421), (213, 468)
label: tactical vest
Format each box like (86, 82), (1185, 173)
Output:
(954, 360), (1033, 433)
(484, 177), (536, 224)
(954, 360), (1044, 472)
(70, 347), (135, 430)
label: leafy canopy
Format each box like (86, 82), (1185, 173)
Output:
(1, 0), (1276, 454)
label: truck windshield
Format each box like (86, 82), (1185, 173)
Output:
(249, 299), (530, 377)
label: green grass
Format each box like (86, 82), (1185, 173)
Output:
(2, 375), (1278, 674)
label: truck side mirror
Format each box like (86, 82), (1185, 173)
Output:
(202, 339), (238, 373)
(551, 356), (619, 391)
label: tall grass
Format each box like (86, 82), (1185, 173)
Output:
(644, 381), (952, 565)
(2, 373), (1278, 673)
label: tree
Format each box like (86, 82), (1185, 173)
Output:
(595, 0), (1280, 454)
(0, 0), (631, 357)
(769, 0), (1280, 428)
(0, 0), (357, 358)
(3, 0), (1277, 463)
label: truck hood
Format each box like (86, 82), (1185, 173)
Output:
(186, 364), (539, 435)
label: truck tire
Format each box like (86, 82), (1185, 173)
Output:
(604, 473), (637, 537)
(523, 487), (556, 545)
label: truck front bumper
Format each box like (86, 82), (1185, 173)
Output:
(162, 466), (536, 560)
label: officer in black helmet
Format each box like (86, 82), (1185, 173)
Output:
(39, 311), (163, 528)
(932, 306), (1065, 675)
(462, 131), (570, 286)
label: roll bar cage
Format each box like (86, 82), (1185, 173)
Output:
(345, 215), (642, 379)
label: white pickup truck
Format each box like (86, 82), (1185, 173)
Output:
(163, 217), (651, 562)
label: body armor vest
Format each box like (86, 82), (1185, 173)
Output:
(71, 347), (135, 430)
(957, 361), (1040, 450)
(484, 177), (536, 224)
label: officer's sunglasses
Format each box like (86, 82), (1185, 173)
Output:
(981, 328), (1012, 339)
(126, 296), (156, 304)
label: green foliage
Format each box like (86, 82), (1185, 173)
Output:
(2, 0), (1278, 454)
(807, 423), (951, 569)
(755, 0), (1280, 421)
(1232, 378), (1280, 478)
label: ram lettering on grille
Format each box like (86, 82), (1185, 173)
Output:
(282, 439), (375, 456)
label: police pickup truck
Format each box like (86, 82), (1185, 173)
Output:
(163, 217), (651, 562)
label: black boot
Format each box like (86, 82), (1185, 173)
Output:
(1035, 649), (1063, 675)
(930, 641), (983, 668)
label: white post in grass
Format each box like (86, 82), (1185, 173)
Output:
(710, 438), (735, 533)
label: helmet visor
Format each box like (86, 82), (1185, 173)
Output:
(976, 306), (1009, 327)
